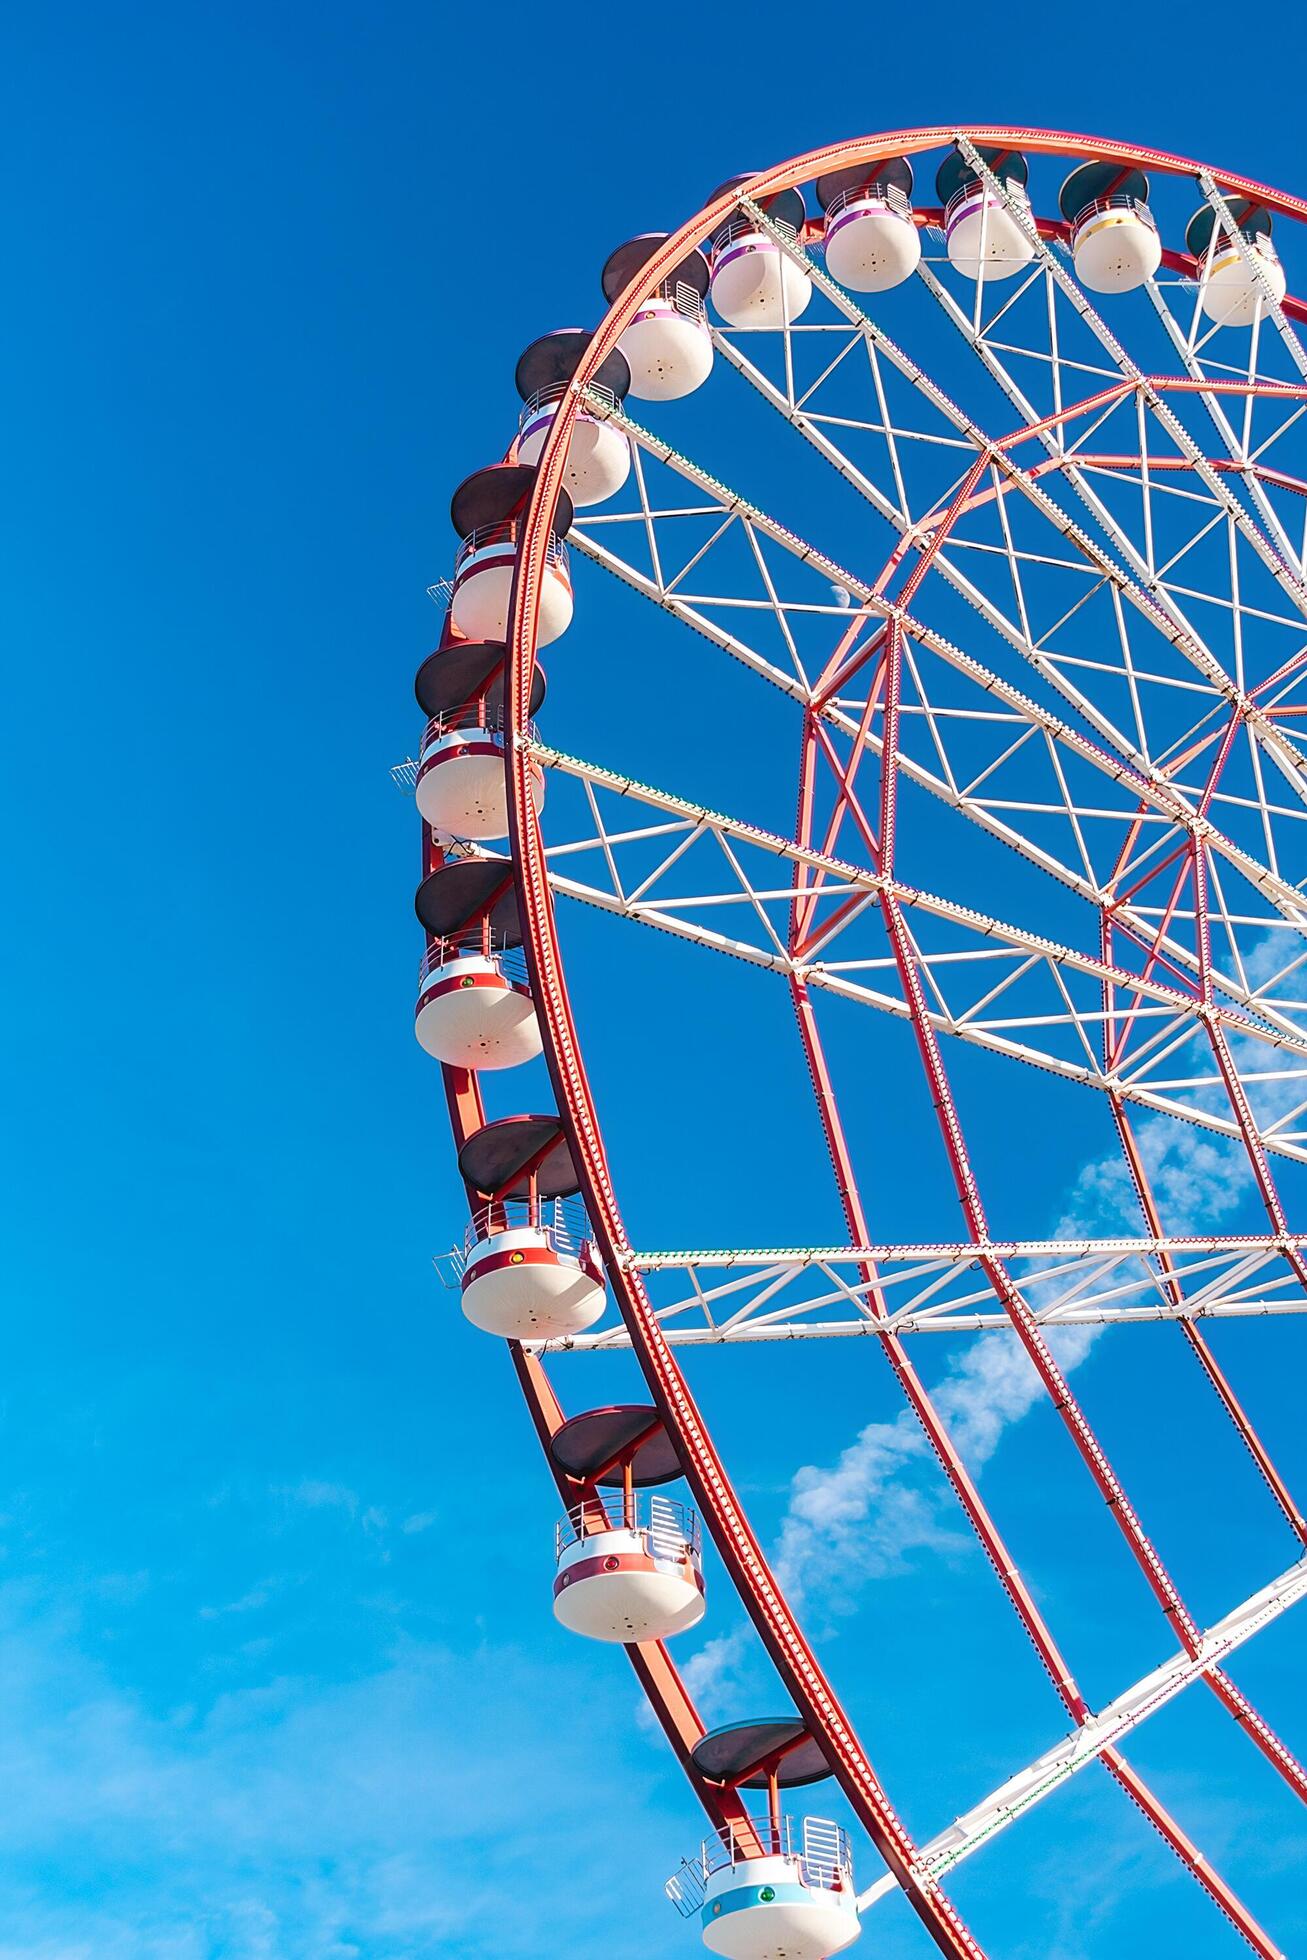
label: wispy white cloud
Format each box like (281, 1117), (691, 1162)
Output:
(197, 1583), (273, 1622)
(664, 1626), (756, 1727)
(773, 1416), (965, 1610)
(270, 1482), (394, 1551)
(277, 1480), (360, 1515)
(0, 1585), (655, 1960)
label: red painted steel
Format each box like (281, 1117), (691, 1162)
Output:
(795, 686), (1291, 1954)
(503, 686), (991, 1952)
(432, 128), (1307, 1957)
(499, 160), (1021, 1954)
(821, 341), (1307, 1832)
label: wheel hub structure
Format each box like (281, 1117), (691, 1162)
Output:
(406, 128), (1307, 1958)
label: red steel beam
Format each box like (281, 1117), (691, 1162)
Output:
(501, 179), (1013, 1950)
(797, 699), (1286, 1957)
(482, 129), (1307, 1958)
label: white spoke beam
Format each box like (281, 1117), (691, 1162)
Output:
(570, 398), (1307, 952)
(856, 1553), (1307, 1909)
(525, 745), (1307, 1089)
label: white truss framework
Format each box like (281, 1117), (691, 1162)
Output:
(514, 746), (1307, 1157)
(535, 1233), (1307, 1349)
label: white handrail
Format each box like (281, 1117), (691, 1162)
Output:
(461, 1194), (593, 1263)
(944, 177), (1030, 226)
(418, 933), (528, 988)
(711, 211), (799, 256)
(666, 1813), (853, 1916)
(1072, 193), (1157, 232)
(556, 1490), (700, 1560)
(519, 380), (622, 426)
(825, 180), (913, 223)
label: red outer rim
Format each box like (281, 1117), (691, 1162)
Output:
(495, 129), (1303, 1957)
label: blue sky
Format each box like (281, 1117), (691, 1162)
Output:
(3, 4), (1306, 1956)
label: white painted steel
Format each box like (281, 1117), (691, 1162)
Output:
(543, 1233), (1307, 1349)
(857, 1554), (1307, 1910)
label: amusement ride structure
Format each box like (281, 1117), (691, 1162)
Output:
(397, 128), (1307, 1956)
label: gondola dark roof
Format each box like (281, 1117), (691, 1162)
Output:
(414, 640), (546, 720)
(514, 328), (630, 403)
(691, 1718), (833, 1789)
(1057, 160), (1149, 224)
(415, 855), (523, 945)
(815, 156), (914, 213)
(457, 1113), (580, 1199)
(550, 1406), (682, 1488)
(1186, 199), (1273, 259)
(450, 462), (573, 541)
(602, 233), (711, 302)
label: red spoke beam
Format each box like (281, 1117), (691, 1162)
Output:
(802, 639), (1302, 1932)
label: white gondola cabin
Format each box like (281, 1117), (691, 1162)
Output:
(817, 158), (921, 292)
(514, 330), (632, 507)
(454, 1115), (606, 1340)
(1187, 201), (1287, 326)
(411, 639), (546, 842)
(603, 235), (714, 400)
(708, 180), (812, 328)
(550, 1406), (705, 1644)
(449, 463), (574, 646)
(667, 1723), (861, 1960)
(413, 854), (543, 1071)
(1059, 162), (1161, 294)
(937, 145), (1035, 282)
(415, 940), (541, 1070)
(415, 705), (545, 840)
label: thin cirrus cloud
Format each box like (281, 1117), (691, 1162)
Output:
(0, 1587), (663, 1960)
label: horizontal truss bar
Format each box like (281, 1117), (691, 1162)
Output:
(527, 743), (1307, 1056)
(624, 1233), (1307, 1268)
(544, 1304), (1307, 1350)
(542, 1301), (1306, 1351)
(533, 1235), (1307, 1349)
(514, 749), (1307, 1156)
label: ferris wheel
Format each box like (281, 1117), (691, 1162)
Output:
(401, 127), (1307, 1959)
